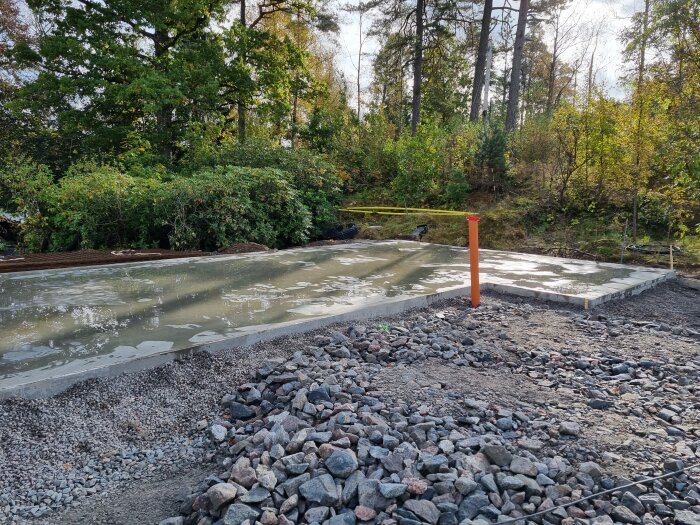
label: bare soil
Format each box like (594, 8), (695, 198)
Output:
(10, 281), (699, 525)
(0, 244), (274, 273)
(47, 465), (211, 525)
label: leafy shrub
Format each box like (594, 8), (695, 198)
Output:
(156, 166), (312, 250)
(384, 123), (446, 206)
(383, 121), (480, 207)
(474, 120), (511, 192)
(441, 170), (471, 208)
(51, 164), (159, 250)
(0, 159), (56, 251)
(182, 142), (342, 236)
(3, 159), (318, 251)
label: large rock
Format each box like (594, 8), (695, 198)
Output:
(403, 499), (440, 525)
(611, 505), (642, 524)
(341, 470), (365, 504)
(481, 444), (512, 466)
(559, 421), (581, 436)
(379, 483), (407, 498)
(455, 477), (478, 495)
(358, 479), (390, 510)
(305, 506), (330, 523)
(579, 461), (603, 480)
(229, 458), (257, 488)
(208, 424), (227, 443)
(206, 483), (237, 510)
(458, 492), (490, 521)
(510, 456), (537, 477)
(298, 474), (339, 506)
(307, 386), (332, 403)
(421, 454), (449, 473)
(222, 503), (260, 525)
(228, 402), (256, 420)
(325, 449), (358, 478)
(675, 511), (700, 525)
(621, 491), (645, 515)
(239, 486), (271, 504)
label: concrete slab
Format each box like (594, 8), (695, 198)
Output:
(477, 249), (675, 308)
(0, 240), (674, 398)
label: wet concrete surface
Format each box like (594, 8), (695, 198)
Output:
(0, 241), (674, 396)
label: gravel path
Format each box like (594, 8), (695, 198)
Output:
(0, 280), (698, 525)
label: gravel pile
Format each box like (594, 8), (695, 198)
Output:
(157, 301), (700, 525)
(0, 345), (298, 523)
(1, 291), (698, 525)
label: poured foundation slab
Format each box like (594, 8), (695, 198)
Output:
(0, 241), (674, 398)
(478, 249), (675, 308)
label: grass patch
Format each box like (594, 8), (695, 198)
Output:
(341, 196), (700, 274)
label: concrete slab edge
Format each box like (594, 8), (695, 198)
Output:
(680, 277), (700, 291)
(0, 286), (470, 400)
(0, 267), (678, 400)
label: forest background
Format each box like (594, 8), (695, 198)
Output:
(0, 0), (698, 268)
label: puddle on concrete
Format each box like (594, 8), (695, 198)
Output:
(0, 241), (672, 389)
(0, 242), (470, 382)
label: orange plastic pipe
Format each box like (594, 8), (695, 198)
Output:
(467, 216), (480, 307)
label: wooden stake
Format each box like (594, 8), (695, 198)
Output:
(468, 216), (481, 307)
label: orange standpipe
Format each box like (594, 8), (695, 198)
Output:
(467, 216), (480, 307)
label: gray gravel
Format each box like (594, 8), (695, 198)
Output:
(0, 281), (698, 525)
(0, 343), (300, 522)
(156, 290), (698, 525)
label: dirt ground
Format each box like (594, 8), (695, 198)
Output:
(15, 280), (700, 525)
(47, 464), (211, 525)
(0, 248), (212, 273)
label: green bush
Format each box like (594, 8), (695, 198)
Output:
(474, 120), (511, 192)
(385, 123), (446, 206)
(51, 164), (159, 250)
(441, 170), (471, 208)
(182, 142), (342, 236)
(156, 166), (312, 250)
(3, 159), (319, 251)
(0, 159), (56, 251)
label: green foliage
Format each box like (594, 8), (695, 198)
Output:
(0, 158), (55, 250)
(299, 105), (346, 153)
(3, 159), (321, 251)
(10, 0), (315, 166)
(156, 167), (312, 250)
(441, 170), (471, 208)
(384, 123), (446, 206)
(51, 164), (160, 250)
(373, 120), (477, 207)
(187, 142), (342, 236)
(335, 114), (396, 192)
(474, 120), (511, 193)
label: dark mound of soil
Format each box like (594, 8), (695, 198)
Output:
(0, 249), (210, 273)
(217, 242), (270, 254)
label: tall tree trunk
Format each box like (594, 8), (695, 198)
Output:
(410, 0), (424, 135)
(546, 15), (560, 112)
(632, 0), (650, 242)
(583, 47), (595, 191)
(469, 0), (493, 122)
(482, 40), (492, 122)
(238, 0), (247, 143)
(154, 29), (174, 160)
(357, 9), (363, 119)
(505, 0), (529, 132)
(291, 88), (298, 148)
(397, 48), (404, 137)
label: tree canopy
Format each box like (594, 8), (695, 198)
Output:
(1, 0), (698, 254)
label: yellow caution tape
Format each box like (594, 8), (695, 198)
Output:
(340, 206), (478, 217)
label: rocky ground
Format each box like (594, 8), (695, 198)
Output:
(0, 282), (698, 525)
